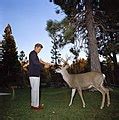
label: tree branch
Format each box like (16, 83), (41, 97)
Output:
(95, 23), (119, 32)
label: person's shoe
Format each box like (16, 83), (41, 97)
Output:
(31, 104), (44, 110)
(31, 106), (40, 111)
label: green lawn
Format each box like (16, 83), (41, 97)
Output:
(0, 87), (119, 120)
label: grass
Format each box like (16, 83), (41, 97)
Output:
(0, 87), (119, 120)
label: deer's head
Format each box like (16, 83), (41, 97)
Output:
(55, 58), (70, 73)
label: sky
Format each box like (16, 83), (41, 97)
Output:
(0, 0), (118, 62)
(0, 0), (68, 62)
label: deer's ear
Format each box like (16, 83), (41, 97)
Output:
(65, 64), (69, 69)
(61, 58), (65, 62)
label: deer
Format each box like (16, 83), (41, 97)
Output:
(55, 58), (111, 109)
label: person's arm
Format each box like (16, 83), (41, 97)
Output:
(39, 59), (54, 68)
(39, 59), (46, 65)
(30, 52), (42, 67)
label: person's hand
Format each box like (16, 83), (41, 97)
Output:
(44, 63), (52, 68)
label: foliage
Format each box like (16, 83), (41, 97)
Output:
(97, 32), (118, 61)
(50, 0), (102, 71)
(68, 58), (90, 74)
(18, 50), (29, 87)
(19, 50), (26, 62)
(46, 20), (61, 66)
(97, 30), (119, 84)
(2, 24), (21, 86)
(46, 18), (85, 62)
(50, 0), (119, 72)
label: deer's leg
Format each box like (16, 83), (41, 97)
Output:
(106, 88), (110, 107)
(101, 86), (110, 107)
(77, 89), (85, 108)
(69, 89), (76, 106)
(96, 86), (106, 109)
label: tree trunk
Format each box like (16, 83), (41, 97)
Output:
(108, 48), (118, 85)
(112, 52), (119, 85)
(85, 0), (101, 72)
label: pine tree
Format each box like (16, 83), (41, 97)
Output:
(19, 50), (25, 62)
(50, 0), (119, 72)
(50, 39), (61, 66)
(2, 24), (21, 85)
(46, 20), (61, 67)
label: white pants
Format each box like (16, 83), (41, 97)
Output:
(29, 77), (40, 107)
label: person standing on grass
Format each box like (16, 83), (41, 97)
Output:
(29, 43), (51, 110)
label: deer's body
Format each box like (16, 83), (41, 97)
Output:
(62, 71), (104, 89)
(56, 64), (111, 109)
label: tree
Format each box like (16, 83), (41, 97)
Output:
(19, 51), (25, 61)
(50, 0), (119, 72)
(50, 0), (101, 72)
(97, 31), (119, 84)
(46, 20), (61, 67)
(2, 24), (21, 86)
(69, 58), (89, 74)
